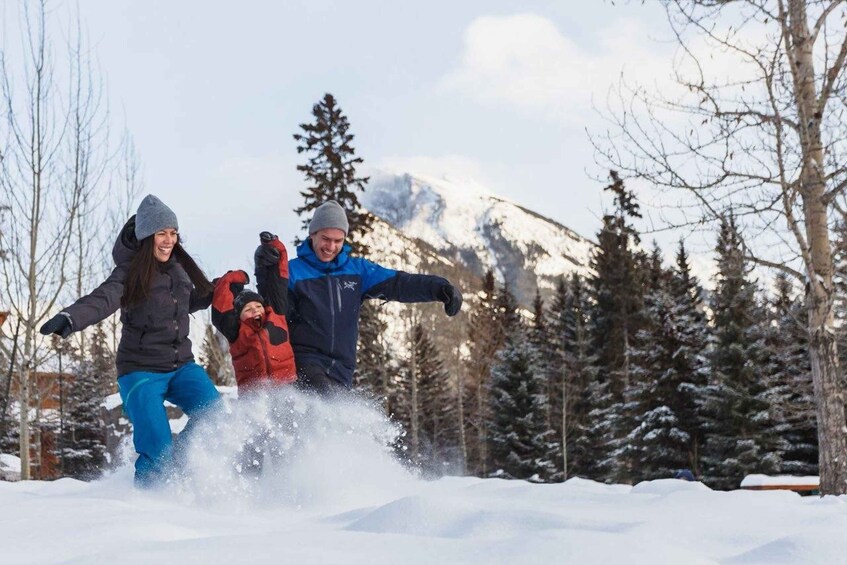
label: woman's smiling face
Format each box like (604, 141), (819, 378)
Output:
(152, 228), (178, 262)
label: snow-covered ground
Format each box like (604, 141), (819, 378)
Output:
(2, 391), (846, 564)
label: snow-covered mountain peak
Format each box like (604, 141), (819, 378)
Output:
(363, 171), (595, 304)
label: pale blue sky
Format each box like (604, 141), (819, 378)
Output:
(7, 1), (676, 276)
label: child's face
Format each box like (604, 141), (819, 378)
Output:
(239, 301), (264, 322)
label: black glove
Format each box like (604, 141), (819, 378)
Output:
(440, 284), (463, 317)
(40, 313), (74, 338)
(254, 235), (281, 268)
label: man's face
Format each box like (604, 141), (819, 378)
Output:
(311, 228), (346, 262)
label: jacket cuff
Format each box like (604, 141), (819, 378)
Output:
(59, 311), (75, 331)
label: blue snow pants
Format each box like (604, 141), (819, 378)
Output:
(118, 362), (221, 487)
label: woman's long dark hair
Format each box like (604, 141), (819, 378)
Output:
(121, 236), (214, 308)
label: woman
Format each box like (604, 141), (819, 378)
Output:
(40, 194), (220, 487)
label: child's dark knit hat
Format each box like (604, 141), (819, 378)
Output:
(234, 290), (266, 316)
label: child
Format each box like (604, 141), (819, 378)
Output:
(212, 232), (297, 476)
(211, 232), (296, 392)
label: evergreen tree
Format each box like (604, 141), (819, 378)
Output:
(763, 273), (817, 475)
(487, 286), (558, 481)
(528, 289), (562, 480)
(0, 320), (22, 454)
(464, 270), (503, 476)
(624, 244), (692, 482)
(529, 289), (555, 433)
(590, 171), (645, 388)
(353, 305), (392, 402)
(667, 240), (712, 477)
(392, 323), (459, 476)
(701, 217), (780, 490)
(549, 274), (595, 480)
(293, 92), (373, 249)
(585, 171), (647, 482)
(62, 322), (112, 479)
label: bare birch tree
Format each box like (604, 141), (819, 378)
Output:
(593, 0), (847, 494)
(0, 1), (116, 479)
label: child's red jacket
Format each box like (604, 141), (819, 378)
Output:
(212, 237), (296, 392)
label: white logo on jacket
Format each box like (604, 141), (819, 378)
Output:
(342, 281), (357, 291)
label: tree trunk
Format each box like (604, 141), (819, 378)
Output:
(477, 378), (488, 476)
(807, 319), (847, 494)
(562, 368), (568, 480)
(410, 327), (419, 462)
(454, 345), (467, 474)
(18, 366), (30, 480)
(788, 0), (847, 495)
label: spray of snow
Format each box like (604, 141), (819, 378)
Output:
(144, 388), (418, 514)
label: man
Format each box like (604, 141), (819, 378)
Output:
(255, 200), (462, 396)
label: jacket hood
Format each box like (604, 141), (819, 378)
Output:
(112, 215), (140, 266)
(296, 239), (351, 271)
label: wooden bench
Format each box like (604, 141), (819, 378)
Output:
(740, 474), (819, 495)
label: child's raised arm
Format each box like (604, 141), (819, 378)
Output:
(254, 232), (289, 315)
(211, 270), (249, 343)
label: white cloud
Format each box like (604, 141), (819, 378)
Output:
(438, 13), (672, 123)
(370, 154), (488, 185)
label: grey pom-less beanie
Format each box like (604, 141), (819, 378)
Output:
(308, 200), (349, 236)
(135, 194), (179, 241)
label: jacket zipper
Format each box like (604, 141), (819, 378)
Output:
(167, 271), (179, 368)
(259, 325), (273, 377)
(327, 276), (336, 356)
(336, 281), (342, 313)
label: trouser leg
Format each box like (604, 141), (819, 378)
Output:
(295, 363), (346, 398)
(118, 371), (172, 487)
(165, 362), (222, 467)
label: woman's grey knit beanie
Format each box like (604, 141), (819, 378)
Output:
(135, 194), (179, 241)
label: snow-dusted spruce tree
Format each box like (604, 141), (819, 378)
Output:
(416, 324), (463, 476)
(668, 240), (712, 477)
(487, 286), (558, 482)
(529, 291), (555, 432)
(586, 172), (647, 483)
(293, 92), (373, 249)
(548, 274), (595, 480)
(594, 0), (847, 495)
(62, 322), (112, 480)
(464, 270), (502, 476)
(392, 323), (458, 476)
(0, 321), (17, 454)
(353, 299), (391, 402)
(530, 289), (564, 481)
(701, 218), (780, 490)
(624, 245), (693, 483)
(764, 273), (817, 475)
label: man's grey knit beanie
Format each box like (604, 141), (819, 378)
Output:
(135, 194), (179, 241)
(308, 200), (349, 236)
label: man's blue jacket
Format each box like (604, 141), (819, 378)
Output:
(278, 240), (449, 388)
